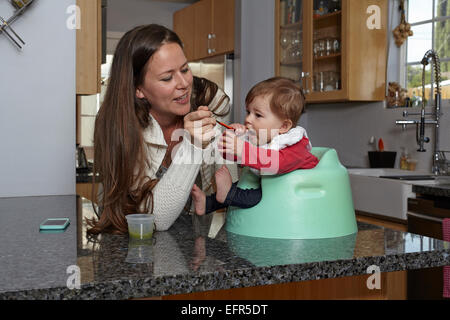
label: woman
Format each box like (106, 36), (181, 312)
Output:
(87, 24), (231, 234)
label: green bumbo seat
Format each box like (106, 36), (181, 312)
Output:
(225, 147), (358, 239)
(226, 232), (358, 267)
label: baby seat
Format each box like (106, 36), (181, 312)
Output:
(226, 231), (358, 267)
(226, 147), (357, 239)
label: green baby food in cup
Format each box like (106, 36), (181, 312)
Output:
(125, 214), (155, 240)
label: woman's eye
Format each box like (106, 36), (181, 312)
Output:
(161, 76), (172, 82)
(256, 114), (262, 118)
(181, 68), (189, 73)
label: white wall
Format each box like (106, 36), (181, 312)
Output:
(0, 0), (76, 197)
(105, 0), (192, 55)
(233, 0), (275, 123)
(107, 0), (190, 33)
(306, 102), (450, 171)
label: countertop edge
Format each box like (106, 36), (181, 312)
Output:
(413, 184), (450, 197)
(1, 250), (449, 300)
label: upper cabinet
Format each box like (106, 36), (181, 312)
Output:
(76, 0), (102, 95)
(275, 0), (387, 103)
(193, 0), (212, 59)
(174, 4), (195, 61)
(211, 0), (235, 57)
(174, 0), (234, 61)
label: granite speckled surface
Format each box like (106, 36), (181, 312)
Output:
(413, 183), (450, 198)
(0, 195), (449, 300)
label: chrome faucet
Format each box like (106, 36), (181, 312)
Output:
(395, 49), (443, 175)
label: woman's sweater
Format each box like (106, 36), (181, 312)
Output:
(140, 88), (235, 231)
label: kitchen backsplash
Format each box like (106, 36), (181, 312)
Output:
(303, 100), (450, 172)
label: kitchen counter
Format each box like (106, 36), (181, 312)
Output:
(413, 182), (450, 198)
(0, 195), (449, 300)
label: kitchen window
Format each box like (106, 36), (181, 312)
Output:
(402, 0), (450, 105)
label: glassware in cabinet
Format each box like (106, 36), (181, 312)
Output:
(276, 0), (304, 84)
(277, 0), (387, 103)
(311, 1), (342, 94)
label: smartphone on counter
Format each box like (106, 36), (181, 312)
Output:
(39, 218), (70, 231)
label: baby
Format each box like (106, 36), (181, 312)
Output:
(191, 77), (319, 215)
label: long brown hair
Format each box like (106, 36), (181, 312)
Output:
(87, 24), (229, 235)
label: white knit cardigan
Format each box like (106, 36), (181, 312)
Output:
(139, 88), (237, 231)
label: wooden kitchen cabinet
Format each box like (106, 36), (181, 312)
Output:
(406, 196), (450, 300)
(76, 0), (102, 95)
(211, 0), (235, 57)
(161, 271), (406, 300)
(275, 0), (387, 103)
(76, 182), (99, 204)
(174, 0), (234, 61)
(193, 0), (212, 60)
(174, 4), (195, 61)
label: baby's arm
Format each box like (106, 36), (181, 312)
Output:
(217, 130), (318, 174)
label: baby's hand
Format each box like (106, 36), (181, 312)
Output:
(218, 130), (244, 160)
(229, 123), (247, 136)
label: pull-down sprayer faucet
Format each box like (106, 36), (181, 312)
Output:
(395, 49), (443, 175)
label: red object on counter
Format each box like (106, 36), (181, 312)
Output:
(378, 138), (385, 152)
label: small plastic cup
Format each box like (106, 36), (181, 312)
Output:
(125, 214), (155, 240)
(126, 240), (153, 264)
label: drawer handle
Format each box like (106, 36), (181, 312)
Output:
(408, 211), (444, 223)
(207, 33), (212, 54)
(207, 34), (216, 55)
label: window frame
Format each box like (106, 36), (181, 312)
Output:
(400, 0), (450, 105)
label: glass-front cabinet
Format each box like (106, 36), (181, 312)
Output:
(276, 0), (388, 103)
(276, 0), (304, 84)
(310, 1), (342, 95)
